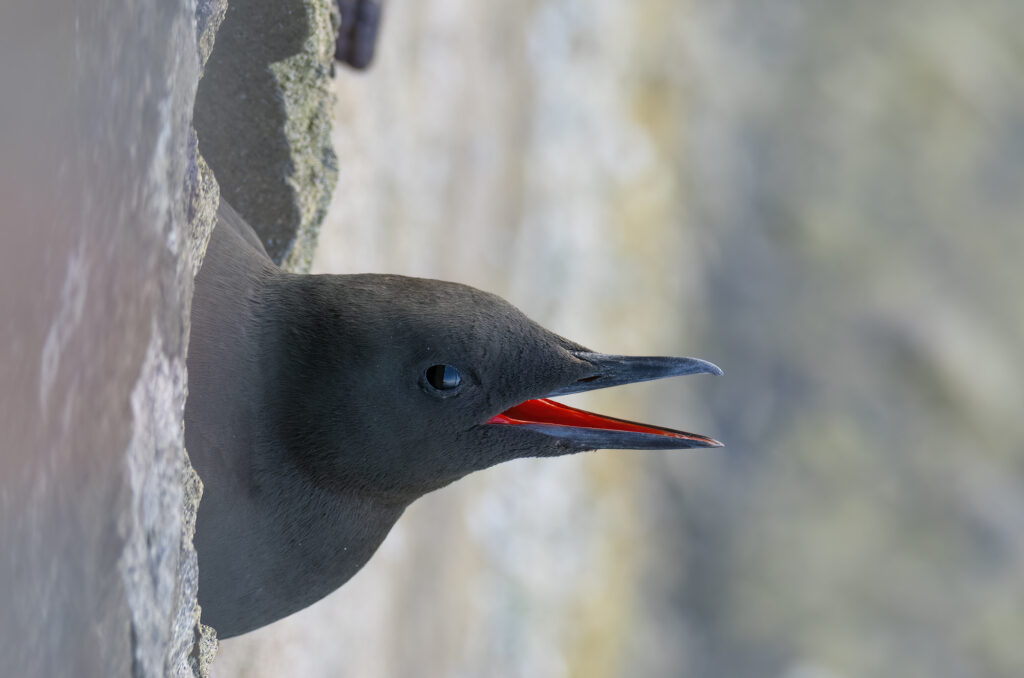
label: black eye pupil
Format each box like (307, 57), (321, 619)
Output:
(425, 364), (461, 390)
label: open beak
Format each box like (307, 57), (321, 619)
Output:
(487, 351), (723, 450)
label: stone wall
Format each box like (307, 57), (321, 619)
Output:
(0, 0), (336, 674)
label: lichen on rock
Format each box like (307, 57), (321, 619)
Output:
(268, 0), (339, 273)
(196, 0), (228, 75)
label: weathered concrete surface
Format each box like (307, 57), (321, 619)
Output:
(0, 0), (220, 675)
(182, 146), (221, 678)
(197, 0), (230, 78)
(0, 0), (337, 671)
(193, 0), (338, 271)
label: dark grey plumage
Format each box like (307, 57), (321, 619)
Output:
(185, 200), (720, 637)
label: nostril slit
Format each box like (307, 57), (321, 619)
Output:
(577, 375), (601, 383)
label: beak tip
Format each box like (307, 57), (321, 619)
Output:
(694, 358), (723, 377)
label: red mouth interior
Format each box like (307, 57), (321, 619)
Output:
(487, 398), (715, 444)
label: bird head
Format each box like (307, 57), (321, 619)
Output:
(259, 274), (721, 501)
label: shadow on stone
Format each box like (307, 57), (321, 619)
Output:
(194, 0), (311, 264)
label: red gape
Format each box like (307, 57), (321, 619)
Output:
(488, 398), (714, 444)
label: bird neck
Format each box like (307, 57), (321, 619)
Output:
(252, 273), (424, 504)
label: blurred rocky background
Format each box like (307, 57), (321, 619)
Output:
(211, 0), (1024, 676)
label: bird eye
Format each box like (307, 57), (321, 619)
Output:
(425, 364), (462, 391)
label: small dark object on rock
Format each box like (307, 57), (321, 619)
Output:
(335, 0), (382, 69)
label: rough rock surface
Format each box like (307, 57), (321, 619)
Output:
(122, 3), (226, 676)
(0, 0), (333, 674)
(0, 0), (216, 676)
(193, 0), (338, 271)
